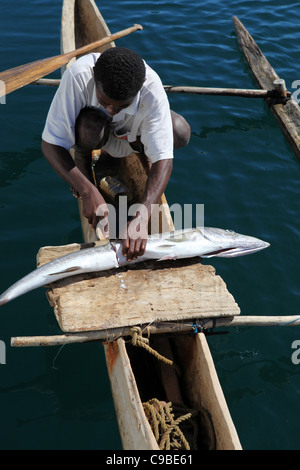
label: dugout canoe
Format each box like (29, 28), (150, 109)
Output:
(233, 16), (300, 162)
(59, 0), (242, 450)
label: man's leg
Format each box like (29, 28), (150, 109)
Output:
(170, 110), (191, 149)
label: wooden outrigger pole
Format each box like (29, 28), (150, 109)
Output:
(11, 314), (300, 347)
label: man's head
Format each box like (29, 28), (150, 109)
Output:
(75, 107), (109, 152)
(93, 47), (146, 115)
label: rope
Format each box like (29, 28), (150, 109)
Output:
(130, 327), (181, 376)
(142, 398), (198, 450)
(91, 149), (101, 188)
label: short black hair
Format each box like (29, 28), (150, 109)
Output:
(94, 47), (146, 100)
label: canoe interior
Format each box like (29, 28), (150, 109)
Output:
(124, 336), (217, 450)
(59, 0), (241, 450)
(104, 333), (242, 450)
(61, 0), (114, 58)
(123, 333), (241, 450)
(74, 0), (113, 52)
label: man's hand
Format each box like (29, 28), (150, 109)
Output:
(121, 212), (149, 262)
(82, 185), (109, 236)
(119, 159), (173, 262)
(41, 140), (110, 238)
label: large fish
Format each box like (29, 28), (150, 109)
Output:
(0, 227), (269, 306)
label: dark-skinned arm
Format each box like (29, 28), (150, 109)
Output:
(41, 140), (109, 234)
(121, 158), (173, 261)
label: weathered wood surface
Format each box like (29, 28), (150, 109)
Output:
(36, 242), (240, 333)
(233, 16), (300, 161)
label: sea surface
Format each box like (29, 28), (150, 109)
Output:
(0, 0), (300, 451)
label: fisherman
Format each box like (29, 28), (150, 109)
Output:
(41, 47), (191, 261)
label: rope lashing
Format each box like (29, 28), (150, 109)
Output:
(130, 326), (181, 376)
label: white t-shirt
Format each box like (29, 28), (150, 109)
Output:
(42, 53), (174, 163)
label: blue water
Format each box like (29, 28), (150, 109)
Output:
(0, 0), (300, 450)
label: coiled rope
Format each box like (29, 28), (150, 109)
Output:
(143, 398), (198, 450)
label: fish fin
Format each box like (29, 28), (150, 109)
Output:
(49, 266), (81, 276)
(158, 256), (175, 261)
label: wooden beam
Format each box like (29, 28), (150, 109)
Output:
(32, 79), (291, 100)
(11, 315), (300, 347)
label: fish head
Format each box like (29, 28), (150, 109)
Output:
(196, 227), (270, 258)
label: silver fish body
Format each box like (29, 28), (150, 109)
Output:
(0, 227), (269, 306)
(0, 243), (118, 306)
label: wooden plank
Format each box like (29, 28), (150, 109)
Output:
(36, 243), (240, 333)
(233, 16), (300, 161)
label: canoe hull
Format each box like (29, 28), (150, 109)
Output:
(60, 0), (242, 450)
(233, 16), (300, 161)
